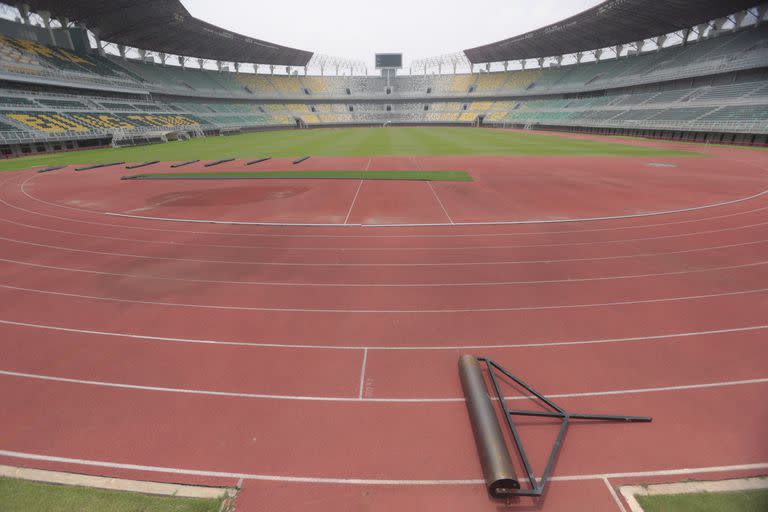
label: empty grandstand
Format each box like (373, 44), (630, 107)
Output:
(0, 0), (767, 157)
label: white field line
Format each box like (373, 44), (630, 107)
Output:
(1, 233), (767, 267)
(0, 369), (765, 403)
(0, 282), (766, 314)
(102, 186), (768, 227)
(6, 176), (768, 239)
(604, 476), (628, 512)
(0, 449), (765, 487)
(358, 348), (368, 399)
(1, 257), (766, 288)
(2, 213), (768, 251)
(619, 476), (768, 512)
(0, 318), (766, 351)
(428, 181), (454, 224)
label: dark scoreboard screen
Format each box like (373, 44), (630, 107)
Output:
(375, 53), (403, 68)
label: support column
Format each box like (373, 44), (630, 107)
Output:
(16, 3), (30, 24)
(118, 45), (126, 59)
(732, 11), (746, 28)
(654, 35), (667, 51)
(39, 11), (56, 45)
(58, 17), (75, 50)
(593, 49), (603, 62)
(576, 52), (584, 64)
(503, 60), (508, 71)
(198, 58), (205, 69)
(159, 53), (167, 65)
(179, 56), (186, 69)
(138, 48), (147, 62)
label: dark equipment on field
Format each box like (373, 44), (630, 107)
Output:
(204, 158), (235, 168)
(246, 157), (272, 165)
(75, 162), (124, 171)
(459, 355), (651, 499)
(170, 160), (200, 168)
(125, 161), (160, 170)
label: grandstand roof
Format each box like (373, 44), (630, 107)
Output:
(22, 0), (313, 66)
(464, 0), (759, 63)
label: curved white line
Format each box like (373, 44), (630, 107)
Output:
(1, 370), (766, 403)
(0, 449), (764, 486)
(3, 206), (768, 251)
(0, 234), (766, 267)
(0, 257), (765, 287)
(104, 181), (768, 227)
(1, 283), (765, 314)
(0, 319), (764, 351)
(5, 172), (768, 239)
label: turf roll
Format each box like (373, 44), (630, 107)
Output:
(293, 156), (310, 165)
(204, 158), (236, 168)
(246, 157), (272, 166)
(36, 166), (66, 173)
(125, 161), (160, 170)
(170, 160), (200, 168)
(75, 162), (124, 171)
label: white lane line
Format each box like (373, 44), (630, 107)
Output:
(1, 282), (766, 314)
(0, 449), (764, 486)
(1, 318), (765, 351)
(604, 477), (627, 512)
(358, 348), (368, 399)
(2, 257), (766, 288)
(3, 213), (768, 251)
(0, 257), (764, 287)
(428, 181), (454, 225)
(344, 180), (364, 225)
(5, 177), (768, 239)
(101, 184), (768, 227)
(1, 233), (766, 267)
(1, 369), (765, 403)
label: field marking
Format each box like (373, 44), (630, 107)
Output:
(358, 348), (368, 399)
(101, 186), (768, 227)
(0, 318), (765, 351)
(0, 449), (765, 487)
(1, 256), (765, 288)
(1, 282), (766, 314)
(1, 232), (766, 267)
(344, 180), (364, 225)
(604, 477), (627, 512)
(619, 476), (768, 512)
(1, 369), (766, 403)
(0, 464), (231, 499)
(5, 177), (768, 239)
(2, 212), (768, 251)
(427, 181), (454, 224)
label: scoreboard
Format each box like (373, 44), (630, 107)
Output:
(375, 53), (403, 69)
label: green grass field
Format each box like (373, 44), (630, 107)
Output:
(0, 127), (699, 172)
(0, 477), (226, 512)
(124, 170), (473, 182)
(637, 489), (768, 512)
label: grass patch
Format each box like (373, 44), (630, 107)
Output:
(636, 489), (768, 512)
(124, 170), (473, 182)
(0, 127), (699, 172)
(0, 476), (226, 512)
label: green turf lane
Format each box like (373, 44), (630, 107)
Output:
(637, 489), (768, 512)
(0, 127), (700, 172)
(124, 170), (472, 182)
(0, 477), (225, 512)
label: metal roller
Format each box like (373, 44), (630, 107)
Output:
(458, 355), (520, 498)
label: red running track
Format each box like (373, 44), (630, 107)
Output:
(0, 144), (767, 511)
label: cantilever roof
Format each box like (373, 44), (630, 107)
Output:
(464, 0), (759, 63)
(23, 0), (313, 66)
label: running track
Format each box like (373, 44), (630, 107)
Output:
(0, 143), (766, 511)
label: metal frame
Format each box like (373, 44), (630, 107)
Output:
(476, 357), (651, 498)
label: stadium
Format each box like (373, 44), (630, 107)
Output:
(0, 0), (766, 510)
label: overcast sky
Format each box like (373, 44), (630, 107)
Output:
(181, 0), (604, 68)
